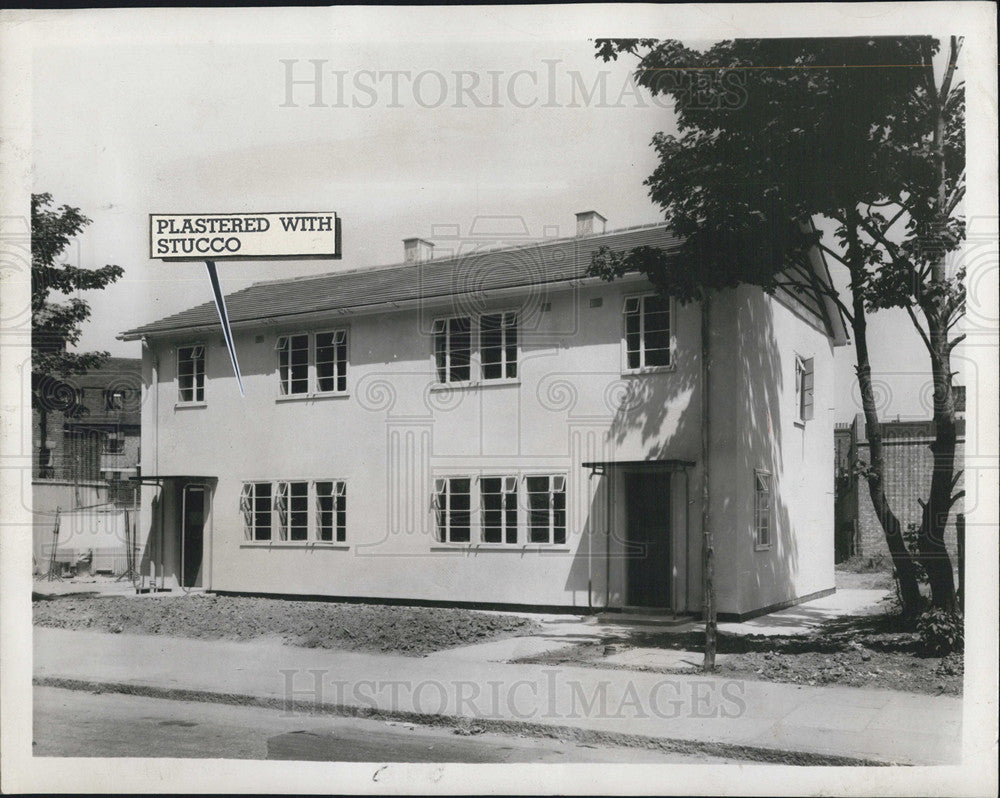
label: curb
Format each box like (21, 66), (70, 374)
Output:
(35, 676), (895, 767)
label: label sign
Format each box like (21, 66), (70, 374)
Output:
(150, 212), (341, 261)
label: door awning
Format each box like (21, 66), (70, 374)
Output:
(582, 460), (695, 475)
(129, 475), (217, 484)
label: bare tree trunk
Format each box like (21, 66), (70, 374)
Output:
(917, 311), (958, 612)
(701, 294), (717, 671)
(849, 272), (923, 618)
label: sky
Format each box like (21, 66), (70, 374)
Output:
(27, 10), (971, 424)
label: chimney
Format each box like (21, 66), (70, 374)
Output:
(575, 210), (607, 237)
(403, 237), (434, 264)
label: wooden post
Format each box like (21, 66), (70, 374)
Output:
(956, 513), (965, 612)
(702, 295), (717, 671)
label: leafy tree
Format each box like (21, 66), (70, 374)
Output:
(32, 193), (123, 474)
(589, 37), (964, 616)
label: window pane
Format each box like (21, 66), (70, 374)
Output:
(625, 309), (641, 369)
(482, 478), (502, 543)
(290, 334), (309, 394)
(317, 481), (333, 541)
(505, 316), (518, 379)
(527, 476), (550, 543)
(449, 318), (471, 382)
(253, 482), (272, 540)
(480, 314), (502, 380)
(448, 477), (471, 542)
(434, 325), (448, 383)
(553, 486), (566, 544)
(289, 482), (308, 540)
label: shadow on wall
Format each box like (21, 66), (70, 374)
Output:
(563, 290), (805, 615)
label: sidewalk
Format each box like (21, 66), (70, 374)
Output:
(33, 626), (961, 765)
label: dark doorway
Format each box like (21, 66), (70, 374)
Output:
(625, 472), (671, 608)
(181, 485), (205, 588)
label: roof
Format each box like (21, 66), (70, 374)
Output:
(119, 223), (683, 340)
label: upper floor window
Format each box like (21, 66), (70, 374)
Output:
(433, 317), (472, 383)
(276, 330), (348, 396)
(480, 312), (518, 380)
(624, 294), (671, 371)
(434, 313), (519, 384)
(178, 345), (205, 403)
(754, 470), (772, 549)
(104, 435), (125, 455)
(795, 356), (815, 423)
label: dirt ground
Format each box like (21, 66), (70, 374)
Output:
(32, 593), (541, 656)
(519, 607), (963, 696)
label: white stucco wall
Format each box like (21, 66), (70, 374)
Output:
(137, 274), (834, 613)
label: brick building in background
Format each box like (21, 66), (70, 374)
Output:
(834, 396), (965, 564)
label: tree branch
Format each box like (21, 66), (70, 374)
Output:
(947, 333), (966, 353)
(905, 303), (933, 353)
(939, 36), (963, 105)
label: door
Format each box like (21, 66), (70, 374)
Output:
(625, 472), (671, 608)
(181, 485), (205, 588)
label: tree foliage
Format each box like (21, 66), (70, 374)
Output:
(590, 37), (965, 613)
(31, 193), (123, 413)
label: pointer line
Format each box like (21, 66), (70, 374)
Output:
(205, 260), (244, 397)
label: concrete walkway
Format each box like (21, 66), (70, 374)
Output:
(33, 626), (960, 765)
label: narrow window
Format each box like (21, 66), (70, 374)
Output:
(433, 317), (471, 383)
(435, 477), (471, 543)
(316, 480), (346, 542)
(795, 356), (815, 422)
(277, 334), (309, 395)
(316, 330), (348, 393)
(754, 471), (772, 548)
(241, 481), (272, 541)
(526, 475), (566, 544)
(105, 389), (126, 410)
(288, 481), (309, 541)
(624, 295), (671, 370)
(480, 312), (518, 380)
(104, 434), (125, 454)
(178, 345), (205, 402)
(481, 476), (518, 544)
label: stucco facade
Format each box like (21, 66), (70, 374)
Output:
(125, 221), (843, 617)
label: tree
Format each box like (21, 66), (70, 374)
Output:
(32, 193), (124, 474)
(589, 37), (964, 617)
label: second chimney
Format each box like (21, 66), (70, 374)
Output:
(404, 237), (434, 264)
(575, 210), (607, 237)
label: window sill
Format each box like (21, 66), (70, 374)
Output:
(621, 365), (675, 377)
(429, 380), (520, 391)
(240, 541), (350, 549)
(174, 401), (207, 410)
(275, 392), (350, 403)
(793, 420), (806, 429)
(754, 543), (772, 552)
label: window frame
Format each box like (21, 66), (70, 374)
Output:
(241, 478), (348, 545)
(794, 354), (815, 424)
(753, 469), (772, 550)
(478, 310), (519, 382)
(105, 389), (126, 411)
(432, 315), (474, 385)
(275, 328), (350, 399)
(621, 293), (674, 374)
(479, 474), (519, 545)
(434, 475), (473, 543)
(176, 343), (206, 404)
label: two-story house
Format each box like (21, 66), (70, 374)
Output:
(119, 211), (847, 618)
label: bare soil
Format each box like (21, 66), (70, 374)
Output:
(519, 611), (963, 695)
(32, 593), (541, 656)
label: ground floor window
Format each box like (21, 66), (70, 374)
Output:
(434, 473), (566, 546)
(241, 479), (347, 543)
(754, 470), (772, 549)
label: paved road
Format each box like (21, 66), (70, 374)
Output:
(34, 686), (735, 763)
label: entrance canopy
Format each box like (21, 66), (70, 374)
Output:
(582, 459), (695, 475)
(129, 475), (217, 484)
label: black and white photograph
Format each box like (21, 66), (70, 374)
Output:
(0, 4), (997, 795)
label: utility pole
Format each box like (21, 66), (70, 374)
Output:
(702, 294), (717, 671)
